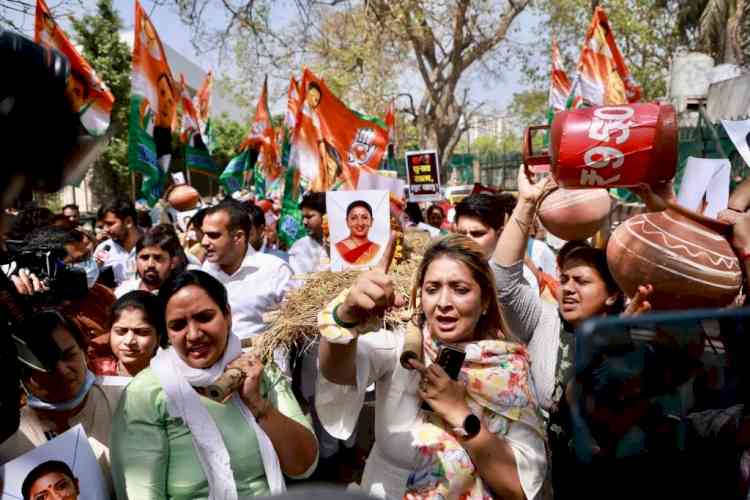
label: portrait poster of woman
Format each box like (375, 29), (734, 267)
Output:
(1, 425), (108, 500)
(327, 190), (389, 271)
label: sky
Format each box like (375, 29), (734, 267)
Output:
(4, 0), (543, 119)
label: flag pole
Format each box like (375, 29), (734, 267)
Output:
(186, 166), (192, 186)
(130, 171), (136, 201)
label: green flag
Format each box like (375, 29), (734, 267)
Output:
(127, 95), (165, 206)
(220, 149), (256, 194)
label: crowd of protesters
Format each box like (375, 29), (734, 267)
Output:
(3, 166), (750, 500)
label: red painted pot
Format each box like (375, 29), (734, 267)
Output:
(167, 185), (200, 211)
(524, 103), (677, 188)
(606, 207), (742, 310)
(538, 187), (611, 241)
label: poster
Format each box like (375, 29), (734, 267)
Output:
(0, 425), (107, 500)
(327, 190), (389, 271)
(406, 149), (441, 202)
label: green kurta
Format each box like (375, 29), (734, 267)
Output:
(110, 365), (311, 499)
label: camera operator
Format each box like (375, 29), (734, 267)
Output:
(94, 198), (142, 286)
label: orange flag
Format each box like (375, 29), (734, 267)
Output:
(179, 74), (200, 144)
(35, 0), (114, 136)
(292, 68), (388, 191)
(241, 75), (281, 182)
(569, 6), (642, 106)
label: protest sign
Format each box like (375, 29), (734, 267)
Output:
(406, 150), (441, 202)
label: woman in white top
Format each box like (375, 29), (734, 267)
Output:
(317, 234), (547, 499)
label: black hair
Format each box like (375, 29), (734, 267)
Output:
(346, 200), (373, 218)
(68, 68), (90, 100)
(157, 72), (175, 95)
(247, 203), (266, 230)
(323, 141), (343, 178)
(24, 226), (83, 253)
(404, 202), (424, 224)
(426, 204), (445, 219)
(26, 309), (87, 352)
(558, 240), (625, 313)
(159, 270), (230, 316)
(22, 460), (77, 500)
(201, 200), (252, 241)
(49, 213), (74, 229)
(308, 81), (322, 97)
(136, 210), (153, 229)
(62, 204), (79, 213)
(189, 207), (208, 230)
(97, 197), (137, 226)
(299, 192), (326, 215)
(109, 291), (167, 348)
(136, 224), (181, 258)
(454, 193), (506, 231)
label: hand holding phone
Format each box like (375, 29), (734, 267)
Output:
(420, 345), (466, 412)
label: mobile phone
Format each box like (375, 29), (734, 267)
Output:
(421, 345), (466, 412)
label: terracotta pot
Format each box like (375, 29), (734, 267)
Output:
(607, 207), (742, 310)
(167, 185), (200, 211)
(538, 187), (611, 241)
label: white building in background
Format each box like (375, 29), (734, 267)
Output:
(468, 113), (509, 140)
(61, 34), (247, 211)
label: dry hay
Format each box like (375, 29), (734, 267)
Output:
(251, 247), (427, 363)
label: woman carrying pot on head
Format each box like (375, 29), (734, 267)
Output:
(317, 234), (547, 499)
(0, 310), (118, 494)
(111, 270), (318, 499)
(90, 291), (165, 377)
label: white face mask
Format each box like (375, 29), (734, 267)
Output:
(72, 256), (100, 289)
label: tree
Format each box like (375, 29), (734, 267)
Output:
(210, 114), (248, 167)
(170, 0), (532, 180)
(679, 0), (750, 64)
(517, 0), (688, 102)
(506, 90), (548, 131)
(71, 0), (131, 204)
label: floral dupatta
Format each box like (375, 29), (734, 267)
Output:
(405, 330), (545, 499)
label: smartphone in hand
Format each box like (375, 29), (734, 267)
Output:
(421, 345), (466, 412)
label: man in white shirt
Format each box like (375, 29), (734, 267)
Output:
(528, 218), (559, 279)
(247, 203), (289, 263)
(115, 224), (184, 297)
(289, 192), (329, 275)
(200, 200), (293, 341)
(94, 198), (141, 286)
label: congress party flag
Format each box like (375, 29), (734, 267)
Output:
(549, 36), (573, 113)
(179, 73), (219, 176)
(35, 0), (114, 136)
(292, 68), (388, 191)
(278, 77), (306, 249)
(128, 0), (178, 205)
(567, 6), (641, 107)
(241, 76), (281, 199)
(219, 148), (257, 194)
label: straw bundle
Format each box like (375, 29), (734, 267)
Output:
(250, 230), (432, 363)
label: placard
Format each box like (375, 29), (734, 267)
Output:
(406, 149), (441, 202)
(0, 425), (108, 500)
(327, 190), (389, 271)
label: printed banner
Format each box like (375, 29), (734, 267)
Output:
(292, 68), (388, 191)
(35, 0), (114, 136)
(406, 149), (441, 202)
(220, 148), (256, 194)
(242, 76), (281, 200)
(568, 6), (641, 107)
(128, 0), (178, 205)
(179, 73), (219, 176)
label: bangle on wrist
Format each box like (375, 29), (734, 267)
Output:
(333, 303), (360, 328)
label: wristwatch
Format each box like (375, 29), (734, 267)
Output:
(452, 414), (481, 440)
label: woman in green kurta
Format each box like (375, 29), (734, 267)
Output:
(110, 270), (318, 499)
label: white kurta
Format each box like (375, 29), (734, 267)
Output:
(315, 329), (547, 500)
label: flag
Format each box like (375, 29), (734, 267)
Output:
(278, 77), (306, 248)
(241, 75), (281, 200)
(195, 71), (215, 154)
(567, 6), (642, 107)
(35, 0), (114, 136)
(548, 36), (573, 113)
(179, 73), (219, 176)
(219, 148), (257, 194)
(383, 100), (399, 172)
(128, 0), (178, 205)
(292, 68), (389, 191)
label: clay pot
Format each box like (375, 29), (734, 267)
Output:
(167, 185), (200, 211)
(538, 188), (611, 241)
(607, 207), (742, 310)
